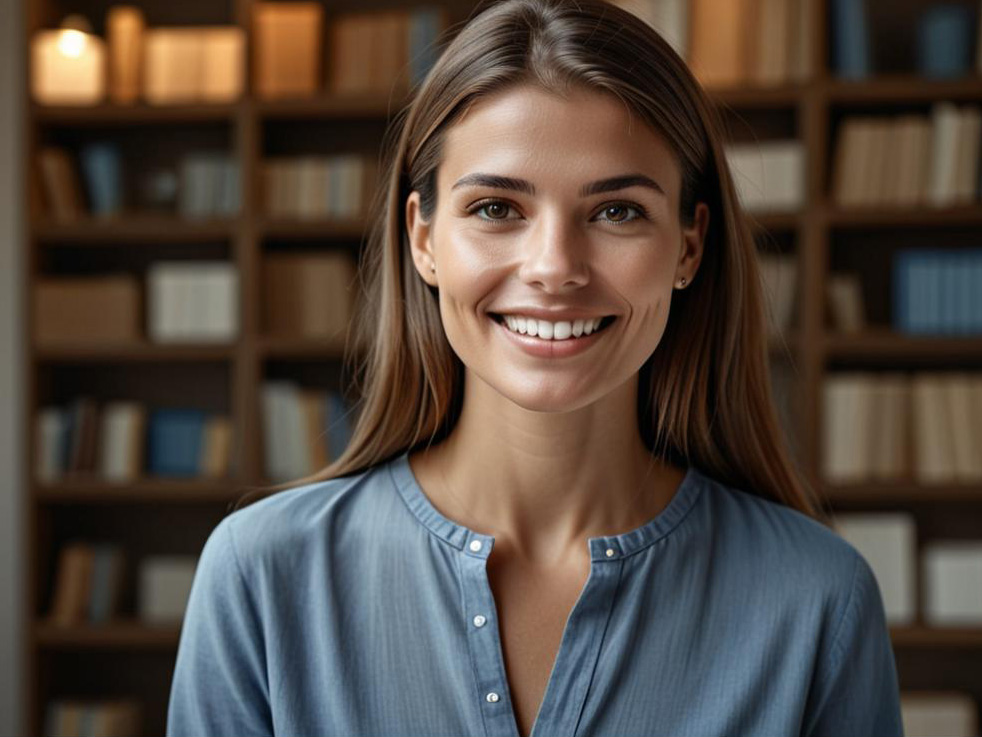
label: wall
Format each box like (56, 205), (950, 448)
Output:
(0, 0), (25, 731)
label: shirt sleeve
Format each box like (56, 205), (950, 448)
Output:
(166, 517), (273, 737)
(801, 551), (905, 737)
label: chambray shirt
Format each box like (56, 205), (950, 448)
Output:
(166, 450), (904, 737)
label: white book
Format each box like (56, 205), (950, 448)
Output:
(147, 261), (238, 343)
(823, 375), (869, 483)
(725, 140), (805, 213)
(911, 373), (956, 483)
(923, 541), (982, 625)
(36, 406), (67, 481)
(954, 106), (981, 203)
(98, 401), (144, 481)
(138, 555), (198, 623)
(945, 372), (982, 481)
(833, 512), (917, 625)
(901, 691), (979, 737)
(758, 254), (797, 337)
(927, 102), (962, 208)
(826, 272), (866, 333)
(606, 0), (688, 58)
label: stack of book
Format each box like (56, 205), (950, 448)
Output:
(263, 251), (357, 339)
(262, 382), (353, 482)
(43, 700), (141, 737)
(822, 372), (982, 485)
(252, 2), (448, 98)
(36, 146), (240, 220)
(726, 140), (806, 214)
(47, 543), (125, 626)
(831, 104), (982, 209)
(262, 154), (374, 220)
(35, 398), (232, 482)
(835, 512), (982, 626)
(894, 248), (982, 335)
(146, 261), (239, 343)
(686, 0), (813, 87)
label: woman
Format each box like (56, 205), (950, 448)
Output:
(167, 1), (903, 735)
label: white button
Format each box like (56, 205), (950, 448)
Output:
(605, 548), (616, 558)
(486, 692), (500, 703)
(469, 540), (483, 552)
(473, 615), (487, 627)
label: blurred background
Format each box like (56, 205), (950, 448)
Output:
(3, 0), (982, 734)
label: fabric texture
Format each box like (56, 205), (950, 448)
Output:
(166, 450), (904, 737)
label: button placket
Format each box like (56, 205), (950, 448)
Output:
(459, 533), (518, 737)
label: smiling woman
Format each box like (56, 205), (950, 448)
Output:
(166, 2), (904, 736)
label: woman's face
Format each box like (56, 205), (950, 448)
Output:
(406, 83), (708, 413)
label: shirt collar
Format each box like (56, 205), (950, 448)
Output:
(388, 450), (705, 562)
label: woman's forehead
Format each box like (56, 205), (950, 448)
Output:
(440, 85), (679, 196)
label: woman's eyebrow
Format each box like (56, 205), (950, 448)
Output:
(451, 172), (665, 197)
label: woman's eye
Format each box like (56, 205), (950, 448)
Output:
(467, 199), (648, 226)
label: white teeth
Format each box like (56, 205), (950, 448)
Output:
(500, 315), (608, 340)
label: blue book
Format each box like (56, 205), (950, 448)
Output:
(78, 142), (122, 217)
(910, 251), (928, 334)
(972, 253), (982, 333)
(409, 8), (443, 88)
(830, 0), (872, 79)
(955, 250), (973, 334)
(916, 4), (973, 79)
(939, 251), (956, 334)
(147, 408), (207, 477)
(324, 392), (351, 462)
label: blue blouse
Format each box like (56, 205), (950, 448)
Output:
(166, 450), (904, 737)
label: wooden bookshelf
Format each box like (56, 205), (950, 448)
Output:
(19, 0), (982, 734)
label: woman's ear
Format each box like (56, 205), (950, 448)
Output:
(406, 191), (439, 287)
(677, 201), (709, 286)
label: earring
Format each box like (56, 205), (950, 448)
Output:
(677, 277), (687, 288)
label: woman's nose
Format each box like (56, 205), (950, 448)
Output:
(515, 213), (591, 291)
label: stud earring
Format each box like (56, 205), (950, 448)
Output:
(677, 277), (687, 288)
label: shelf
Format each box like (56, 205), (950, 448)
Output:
(890, 626), (982, 648)
(35, 477), (246, 504)
(34, 342), (236, 363)
(826, 481), (982, 503)
(256, 217), (369, 241)
(35, 620), (181, 650)
(825, 75), (982, 103)
(32, 216), (238, 244)
(705, 83), (810, 109)
(258, 336), (351, 359)
(824, 204), (982, 228)
(31, 101), (240, 126)
(255, 91), (413, 119)
(825, 331), (982, 359)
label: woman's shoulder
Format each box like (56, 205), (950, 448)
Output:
(692, 467), (868, 594)
(212, 457), (398, 568)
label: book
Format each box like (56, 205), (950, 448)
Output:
(253, 2), (323, 98)
(34, 275), (142, 345)
(107, 6), (145, 104)
(138, 556), (198, 623)
(37, 147), (85, 221)
(832, 513), (917, 624)
(147, 408), (208, 477)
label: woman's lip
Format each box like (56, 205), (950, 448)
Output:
(491, 314), (615, 358)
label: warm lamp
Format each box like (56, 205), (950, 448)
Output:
(31, 15), (107, 105)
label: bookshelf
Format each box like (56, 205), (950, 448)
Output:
(19, 0), (982, 735)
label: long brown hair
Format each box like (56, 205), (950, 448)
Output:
(233, 0), (828, 523)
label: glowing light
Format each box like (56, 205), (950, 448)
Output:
(56, 29), (87, 58)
